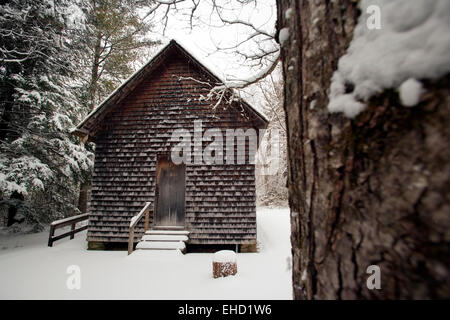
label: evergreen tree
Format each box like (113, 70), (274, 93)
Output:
(0, 0), (93, 230)
(76, 0), (160, 111)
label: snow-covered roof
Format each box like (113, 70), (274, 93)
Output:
(73, 39), (268, 140)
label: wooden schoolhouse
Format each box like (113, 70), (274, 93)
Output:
(73, 40), (267, 252)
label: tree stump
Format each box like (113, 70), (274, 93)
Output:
(213, 250), (237, 278)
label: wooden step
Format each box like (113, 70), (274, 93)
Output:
(141, 234), (189, 242)
(145, 230), (190, 236)
(135, 228), (189, 254)
(136, 241), (186, 250)
(152, 226), (185, 230)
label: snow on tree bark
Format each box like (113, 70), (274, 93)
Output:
(277, 0), (450, 299)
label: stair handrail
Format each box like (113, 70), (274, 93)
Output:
(128, 201), (152, 255)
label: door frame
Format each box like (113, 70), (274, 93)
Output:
(154, 154), (186, 228)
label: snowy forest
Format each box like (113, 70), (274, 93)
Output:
(0, 0), (449, 301)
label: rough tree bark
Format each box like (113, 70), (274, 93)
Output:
(77, 182), (90, 214)
(88, 32), (103, 112)
(276, 0), (450, 299)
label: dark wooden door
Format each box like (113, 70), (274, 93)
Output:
(155, 157), (186, 226)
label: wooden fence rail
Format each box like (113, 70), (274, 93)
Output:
(48, 213), (89, 247)
(128, 202), (152, 255)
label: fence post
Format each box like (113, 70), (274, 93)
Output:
(48, 225), (55, 247)
(70, 223), (75, 240)
(128, 227), (135, 255)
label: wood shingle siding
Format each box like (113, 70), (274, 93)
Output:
(74, 40), (267, 247)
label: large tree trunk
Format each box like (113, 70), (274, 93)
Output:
(77, 181), (90, 214)
(277, 0), (450, 299)
(88, 32), (102, 111)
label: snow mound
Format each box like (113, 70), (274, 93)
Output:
(328, 94), (366, 118)
(213, 250), (237, 263)
(328, 0), (450, 118)
(279, 28), (290, 46)
(399, 78), (424, 107)
(127, 249), (183, 261)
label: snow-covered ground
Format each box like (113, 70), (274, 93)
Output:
(0, 207), (292, 300)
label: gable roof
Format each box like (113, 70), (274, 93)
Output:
(73, 39), (268, 141)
